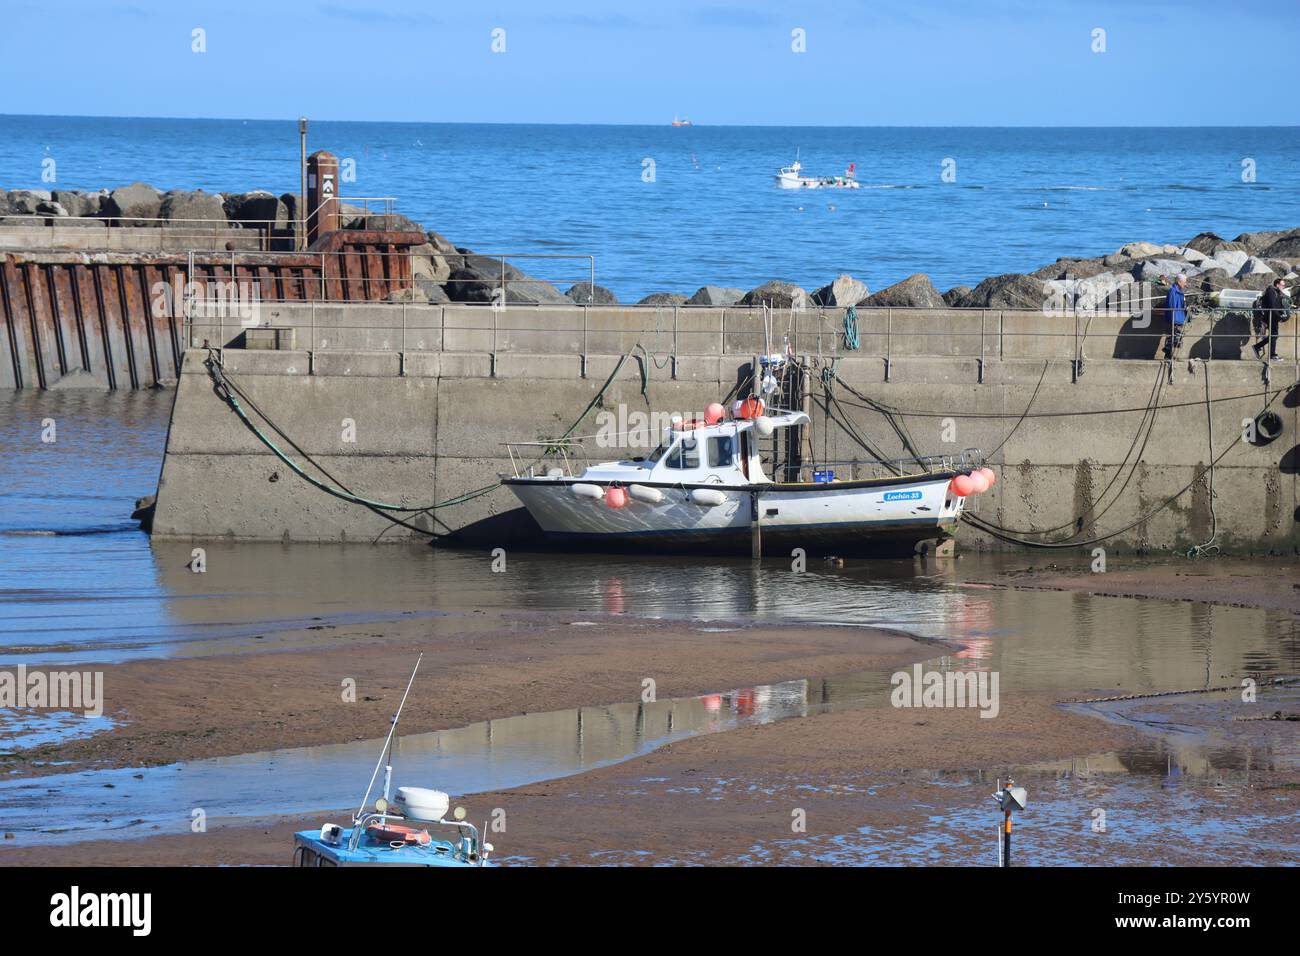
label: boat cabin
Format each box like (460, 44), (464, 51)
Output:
(580, 411), (809, 487)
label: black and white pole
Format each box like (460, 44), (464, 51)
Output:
(993, 778), (1027, 867)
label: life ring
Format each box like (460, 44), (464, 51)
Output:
(366, 822), (431, 846)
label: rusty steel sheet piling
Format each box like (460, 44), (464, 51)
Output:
(0, 229), (423, 390)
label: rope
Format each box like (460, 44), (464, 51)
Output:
(842, 305), (860, 351)
(960, 371), (1288, 550)
(1185, 360), (1220, 558)
(203, 341), (644, 538)
(973, 361), (1165, 538)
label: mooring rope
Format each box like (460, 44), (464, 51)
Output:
(202, 341), (645, 537)
(1060, 675), (1297, 705)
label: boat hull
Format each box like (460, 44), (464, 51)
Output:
(504, 474), (963, 557)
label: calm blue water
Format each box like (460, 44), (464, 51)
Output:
(3, 116), (1298, 300)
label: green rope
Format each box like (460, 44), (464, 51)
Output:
(205, 340), (645, 520)
(842, 305), (860, 351)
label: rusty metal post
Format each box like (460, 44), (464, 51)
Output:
(298, 118), (308, 251)
(306, 150), (339, 247)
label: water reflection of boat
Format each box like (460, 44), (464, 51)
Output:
(504, 401), (988, 557)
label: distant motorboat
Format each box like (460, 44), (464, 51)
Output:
(776, 153), (859, 189)
(672, 116), (693, 126)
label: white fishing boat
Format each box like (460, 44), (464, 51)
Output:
(503, 401), (994, 557)
(775, 153), (859, 190)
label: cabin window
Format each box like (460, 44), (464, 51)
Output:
(708, 435), (735, 468)
(665, 436), (700, 469)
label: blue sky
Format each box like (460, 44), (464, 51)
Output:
(2, 0), (1295, 125)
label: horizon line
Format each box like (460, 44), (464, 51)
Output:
(1, 112), (1297, 131)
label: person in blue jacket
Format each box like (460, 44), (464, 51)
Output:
(1162, 274), (1187, 359)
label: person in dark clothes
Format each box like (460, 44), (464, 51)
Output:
(1162, 274), (1187, 359)
(1253, 278), (1289, 361)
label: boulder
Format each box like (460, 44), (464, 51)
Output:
(1184, 231), (1225, 255)
(1236, 271), (1279, 292)
(686, 285), (744, 306)
(1030, 257), (1109, 281)
(414, 277), (451, 304)
(35, 200), (69, 217)
(223, 190), (288, 226)
(426, 230), (459, 256)
(103, 182), (163, 223)
(1043, 272), (1135, 314)
(963, 273), (1048, 310)
(1233, 229), (1291, 255)
(811, 274), (868, 307)
(566, 281), (618, 305)
(637, 292), (687, 306)
(1236, 256), (1276, 278)
(739, 280), (809, 310)
(51, 190), (101, 218)
(1131, 258), (1201, 283)
(1118, 241), (1164, 258)
(409, 242), (451, 284)
(445, 261), (569, 305)
(159, 189), (227, 226)
(387, 287), (428, 304)
(1260, 231), (1300, 259)
(860, 274), (945, 309)
(4, 189), (47, 215)
(280, 193), (302, 227)
(1185, 268), (1232, 294)
(358, 212), (426, 233)
(1206, 249), (1250, 275)
(942, 285), (972, 307)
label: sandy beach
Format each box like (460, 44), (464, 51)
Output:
(4, 559), (1296, 867)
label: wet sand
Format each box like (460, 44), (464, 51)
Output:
(3, 686), (1163, 866)
(969, 558), (1300, 616)
(1, 610), (940, 775)
(3, 562), (1297, 867)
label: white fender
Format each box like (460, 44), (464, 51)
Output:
(628, 484), (664, 504)
(754, 415), (776, 437)
(570, 483), (605, 500)
(689, 488), (728, 507)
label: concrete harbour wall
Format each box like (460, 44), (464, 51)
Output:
(150, 324), (1300, 553)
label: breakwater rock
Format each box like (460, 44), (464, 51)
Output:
(3, 184), (1298, 309)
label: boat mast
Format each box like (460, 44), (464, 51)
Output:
(354, 653), (424, 820)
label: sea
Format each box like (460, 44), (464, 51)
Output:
(2, 116), (1299, 300)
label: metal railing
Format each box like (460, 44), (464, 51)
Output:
(0, 194), (405, 252)
(0, 213), (291, 251)
(183, 296), (1300, 371)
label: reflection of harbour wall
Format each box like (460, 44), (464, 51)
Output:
(150, 304), (1298, 553)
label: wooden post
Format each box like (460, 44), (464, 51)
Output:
(750, 491), (762, 560)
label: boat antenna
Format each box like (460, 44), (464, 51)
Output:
(354, 653), (423, 821)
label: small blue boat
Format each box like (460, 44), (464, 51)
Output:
(291, 655), (494, 868)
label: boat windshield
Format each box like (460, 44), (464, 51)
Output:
(647, 440), (671, 464)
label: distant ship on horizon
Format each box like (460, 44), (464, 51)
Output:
(671, 117), (693, 127)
